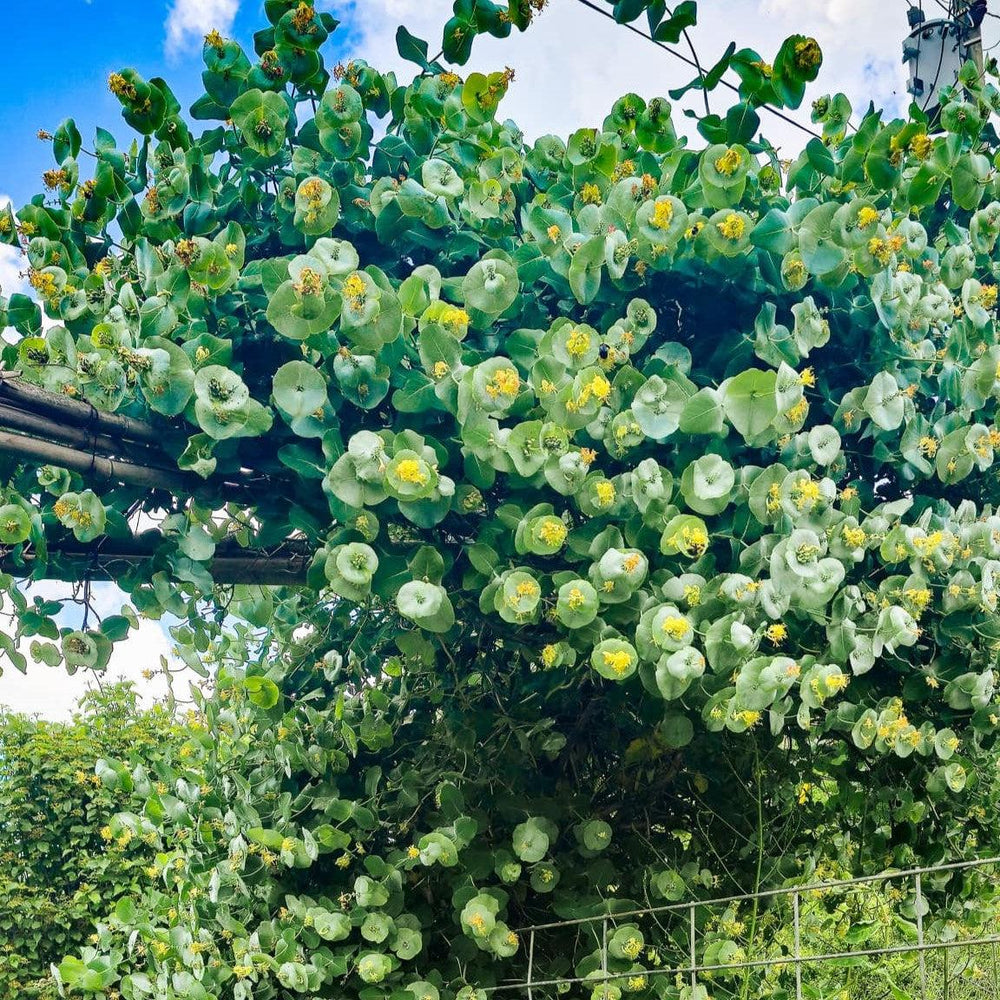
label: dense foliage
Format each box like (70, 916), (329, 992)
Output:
(4, 0), (1000, 997)
(0, 684), (181, 998)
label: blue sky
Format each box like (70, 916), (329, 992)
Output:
(0, 2), (266, 208)
(0, 0), (951, 212)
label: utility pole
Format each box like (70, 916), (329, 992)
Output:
(954, 0), (986, 74)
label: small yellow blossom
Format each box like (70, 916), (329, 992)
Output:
(342, 272), (367, 309)
(857, 206), (879, 229)
(714, 147), (743, 177)
(602, 649), (633, 676)
(485, 367), (520, 399)
(395, 459), (428, 486)
(717, 213), (745, 241)
(842, 525), (866, 549)
(566, 327), (591, 357)
(660, 616), (690, 641)
(594, 481), (616, 507)
(765, 623), (788, 644)
(538, 519), (567, 547)
(650, 199), (673, 230)
(785, 397), (808, 423)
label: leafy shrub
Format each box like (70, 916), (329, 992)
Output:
(0, 684), (180, 998)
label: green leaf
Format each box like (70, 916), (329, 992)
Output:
(722, 369), (777, 440)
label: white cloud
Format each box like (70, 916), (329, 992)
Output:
(165, 0), (241, 57)
(321, 0), (998, 151)
(0, 580), (195, 720)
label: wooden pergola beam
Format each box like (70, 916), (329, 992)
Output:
(4, 537), (315, 587)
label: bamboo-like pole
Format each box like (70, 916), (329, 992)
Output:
(0, 376), (280, 501)
(0, 400), (169, 470)
(5, 537), (314, 586)
(0, 374), (165, 445)
(0, 429), (193, 493)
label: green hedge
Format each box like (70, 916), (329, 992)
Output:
(0, 684), (181, 998)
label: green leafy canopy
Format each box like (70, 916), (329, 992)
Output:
(2, 0), (1000, 997)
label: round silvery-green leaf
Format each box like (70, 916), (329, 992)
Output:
(310, 237), (360, 276)
(397, 580), (445, 621)
(230, 88), (289, 157)
(62, 630), (100, 670)
(581, 819), (612, 852)
(0, 504), (31, 544)
(316, 83), (363, 129)
(361, 911), (394, 943)
(681, 454), (735, 515)
(422, 157), (464, 198)
(661, 713), (694, 748)
(630, 374), (688, 440)
(54, 490), (106, 543)
(313, 909), (351, 942)
(294, 176), (341, 235)
(512, 819), (549, 863)
(277, 962), (310, 991)
(722, 369), (777, 441)
(608, 924), (645, 961)
(267, 279), (340, 341)
(808, 424), (842, 465)
(273, 360), (327, 419)
(530, 864), (560, 893)
(555, 579), (599, 628)
(393, 927), (422, 960)
(357, 953), (392, 984)
(336, 542), (378, 584)
(863, 371), (905, 430)
(591, 638), (638, 681)
(489, 922), (520, 957)
(194, 365), (249, 412)
(463, 256), (519, 315)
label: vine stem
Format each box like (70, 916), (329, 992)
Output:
(740, 743), (765, 1000)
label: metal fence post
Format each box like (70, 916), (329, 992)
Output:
(689, 904), (697, 990)
(915, 872), (927, 1000)
(526, 929), (535, 1000)
(793, 891), (802, 1000)
(601, 917), (608, 979)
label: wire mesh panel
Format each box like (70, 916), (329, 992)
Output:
(484, 858), (1000, 1000)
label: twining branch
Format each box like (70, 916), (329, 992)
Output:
(3, 535), (314, 587)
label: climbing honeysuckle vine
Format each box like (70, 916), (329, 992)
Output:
(2, 1), (1000, 997)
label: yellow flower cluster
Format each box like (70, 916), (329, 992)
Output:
(395, 459), (428, 486)
(650, 200), (673, 230)
(342, 272), (367, 309)
(717, 213), (745, 241)
(485, 367), (520, 399)
(602, 649), (633, 676)
(714, 147), (742, 177)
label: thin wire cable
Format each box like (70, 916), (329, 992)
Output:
(571, 0), (821, 139)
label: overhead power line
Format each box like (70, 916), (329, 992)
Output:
(571, 0), (822, 139)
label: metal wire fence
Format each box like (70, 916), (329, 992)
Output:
(488, 857), (1000, 1000)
